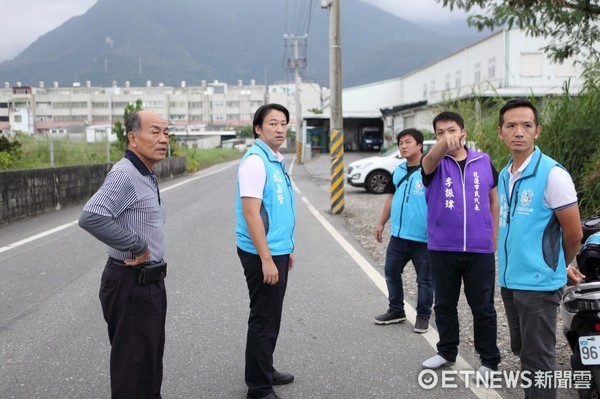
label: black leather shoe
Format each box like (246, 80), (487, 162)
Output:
(246, 393), (281, 399)
(273, 370), (294, 385)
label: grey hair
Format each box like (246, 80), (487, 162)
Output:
(125, 111), (142, 134)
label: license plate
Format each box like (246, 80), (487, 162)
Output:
(579, 336), (600, 365)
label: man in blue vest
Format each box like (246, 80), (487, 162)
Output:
(420, 111), (501, 381)
(236, 103), (296, 399)
(373, 128), (433, 334)
(497, 98), (583, 398)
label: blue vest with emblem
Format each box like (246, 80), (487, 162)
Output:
(498, 146), (566, 290)
(389, 162), (428, 243)
(236, 139), (295, 255)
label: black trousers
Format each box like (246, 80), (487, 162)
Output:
(99, 259), (167, 399)
(238, 248), (290, 398)
(429, 251), (500, 369)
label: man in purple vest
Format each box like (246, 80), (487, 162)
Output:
(420, 111), (501, 382)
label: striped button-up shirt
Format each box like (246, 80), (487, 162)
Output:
(80, 150), (165, 262)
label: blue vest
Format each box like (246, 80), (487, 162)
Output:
(236, 139), (295, 255)
(425, 148), (495, 253)
(498, 146), (566, 290)
(389, 162), (428, 243)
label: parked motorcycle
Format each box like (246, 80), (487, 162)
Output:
(561, 227), (600, 399)
(583, 214), (600, 242)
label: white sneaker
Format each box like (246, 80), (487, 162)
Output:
(422, 354), (454, 369)
(474, 365), (495, 384)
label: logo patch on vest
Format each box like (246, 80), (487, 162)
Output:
(517, 189), (534, 216)
(520, 189), (534, 206)
(414, 179), (424, 196)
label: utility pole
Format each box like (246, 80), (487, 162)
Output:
(285, 34), (307, 164)
(322, 0), (344, 214)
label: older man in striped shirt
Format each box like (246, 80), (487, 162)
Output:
(79, 110), (170, 399)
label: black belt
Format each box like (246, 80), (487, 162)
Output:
(108, 257), (137, 269)
(108, 257), (164, 267)
(107, 257), (167, 284)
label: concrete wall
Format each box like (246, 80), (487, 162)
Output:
(343, 78), (403, 112)
(0, 157), (186, 225)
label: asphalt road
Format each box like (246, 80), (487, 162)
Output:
(0, 155), (494, 398)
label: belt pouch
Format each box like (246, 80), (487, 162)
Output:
(138, 262), (167, 284)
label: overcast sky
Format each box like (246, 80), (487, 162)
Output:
(0, 0), (470, 63)
(363, 0), (469, 23)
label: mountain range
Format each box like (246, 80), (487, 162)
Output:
(0, 0), (481, 88)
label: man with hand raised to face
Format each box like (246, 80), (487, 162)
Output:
(420, 111), (501, 384)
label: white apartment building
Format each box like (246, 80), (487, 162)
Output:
(0, 79), (324, 144)
(340, 28), (586, 136)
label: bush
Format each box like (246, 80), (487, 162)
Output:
(0, 135), (22, 170)
(0, 152), (12, 169)
(540, 75), (600, 215)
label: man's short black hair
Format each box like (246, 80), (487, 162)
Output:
(432, 111), (465, 131)
(499, 98), (539, 127)
(252, 103), (290, 139)
(397, 128), (424, 149)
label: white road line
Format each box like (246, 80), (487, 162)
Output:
(293, 182), (503, 399)
(0, 162), (239, 254)
(161, 162), (237, 192)
(0, 221), (79, 254)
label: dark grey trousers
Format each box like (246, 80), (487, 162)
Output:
(501, 287), (561, 399)
(100, 260), (167, 399)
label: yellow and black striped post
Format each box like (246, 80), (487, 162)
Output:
(330, 129), (344, 214)
(295, 141), (303, 164)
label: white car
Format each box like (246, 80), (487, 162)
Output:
(346, 140), (436, 193)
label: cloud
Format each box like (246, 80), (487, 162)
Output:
(361, 0), (469, 24)
(0, 0), (97, 62)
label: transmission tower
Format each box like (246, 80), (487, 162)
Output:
(284, 34), (308, 163)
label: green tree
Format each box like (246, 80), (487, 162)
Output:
(436, 0), (600, 62)
(113, 99), (143, 151)
(238, 124), (255, 138)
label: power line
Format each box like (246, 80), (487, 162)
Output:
(282, 0), (313, 75)
(285, 0), (314, 36)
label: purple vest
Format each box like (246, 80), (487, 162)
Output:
(425, 149), (495, 253)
